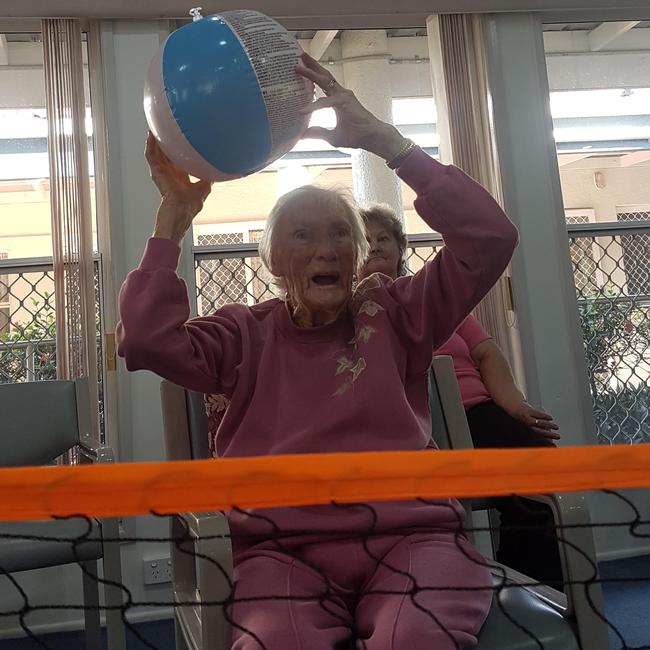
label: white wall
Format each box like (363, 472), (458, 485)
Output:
(588, 489), (650, 561)
(98, 14), (177, 619)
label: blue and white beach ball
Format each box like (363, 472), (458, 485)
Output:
(144, 9), (314, 182)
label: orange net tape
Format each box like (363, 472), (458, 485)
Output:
(0, 445), (648, 521)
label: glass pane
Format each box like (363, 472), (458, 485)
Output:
(0, 32), (97, 261)
(544, 21), (650, 444)
(0, 30), (103, 434)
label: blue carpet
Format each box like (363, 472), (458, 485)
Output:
(1, 555), (649, 649)
(0, 619), (175, 649)
(600, 554), (650, 650)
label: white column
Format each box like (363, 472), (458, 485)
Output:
(340, 30), (403, 215)
(483, 13), (595, 447)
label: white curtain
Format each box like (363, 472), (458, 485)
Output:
(43, 18), (100, 444)
(427, 13), (516, 359)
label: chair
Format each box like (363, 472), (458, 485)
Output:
(160, 381), (232, 650)
(161, 372), (609, 650)
(430, 354), (610, 650)
(0, 379), (126, 650)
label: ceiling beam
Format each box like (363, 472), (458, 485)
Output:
(587, 20), (640, 51)
(309, 30), (338, 59)
(0, 35), (9, 66)
(619, 150), (650, 167)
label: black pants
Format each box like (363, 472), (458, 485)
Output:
(466, 400), (563, 589)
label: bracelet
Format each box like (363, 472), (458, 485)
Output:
(385, 139), (418, 170)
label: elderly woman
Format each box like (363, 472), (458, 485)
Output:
(361, 204), (563, 587)
(117, 53), (518, 649)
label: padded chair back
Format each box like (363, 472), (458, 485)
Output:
(186, 390), (210, 460)
(161, 380), (210, 461)
(160, 380), (232, 650)
(0, 379), (87, 467)
(428, 356), (479, 532)
(429, 355), (474, 450)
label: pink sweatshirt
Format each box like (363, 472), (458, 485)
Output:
(435, 315), (492, 409)
(117, 149), (518, 542)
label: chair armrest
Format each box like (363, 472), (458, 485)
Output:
(514, 491), (609, 649)
(171, 511), (232, 650)
(430, 356), (609, 647)
(78, 444), (116, 464)
(487, 560), (568, 612)
(160, 380), (193, 461)
(431, 355), (475, 450)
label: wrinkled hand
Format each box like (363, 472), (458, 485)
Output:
(145, 133), (212, 243)
(295, 53), (407, 160)
(507, 400), (560, 440)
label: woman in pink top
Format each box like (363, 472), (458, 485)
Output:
(117, 54), (518, 649)
(361, 204), (563, 588)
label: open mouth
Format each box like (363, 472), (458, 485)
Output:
(311, 273), (340, 286)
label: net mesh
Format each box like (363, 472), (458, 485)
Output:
(0, 450), (649, 649)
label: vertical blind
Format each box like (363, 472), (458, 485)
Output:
(43, 18), (100, 444)
(432, 13), (515, 356)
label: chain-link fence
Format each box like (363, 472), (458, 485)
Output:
(568, 220), (650, 445)
(0, 257), (57, 383)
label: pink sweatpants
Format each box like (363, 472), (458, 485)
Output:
(231, 532), (492, 649)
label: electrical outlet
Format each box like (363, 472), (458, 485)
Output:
(143, 556), (172, 585)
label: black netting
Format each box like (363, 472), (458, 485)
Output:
(1, 488), (648, 650)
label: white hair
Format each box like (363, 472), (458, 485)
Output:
(258, 185), (369, 294)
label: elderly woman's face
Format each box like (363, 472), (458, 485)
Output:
(362, 220), (401, 280)
(273, 196), (356, 323)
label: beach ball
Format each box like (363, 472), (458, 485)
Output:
(144, 8), (314, 182)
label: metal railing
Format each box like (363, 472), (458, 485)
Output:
(193, 235), (444, 314)
(0, 338), (57, 382)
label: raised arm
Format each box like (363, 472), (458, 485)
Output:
(297, 53), (518, 373)
(384, 151), (519, 373)
(116, 135), (244, 394)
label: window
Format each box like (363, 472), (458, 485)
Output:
(544, 21), (650, 444)
(0, 34), (96, 262)
(0, 28), (101, 405)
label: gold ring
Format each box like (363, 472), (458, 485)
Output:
(324, 76), (337, 92)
